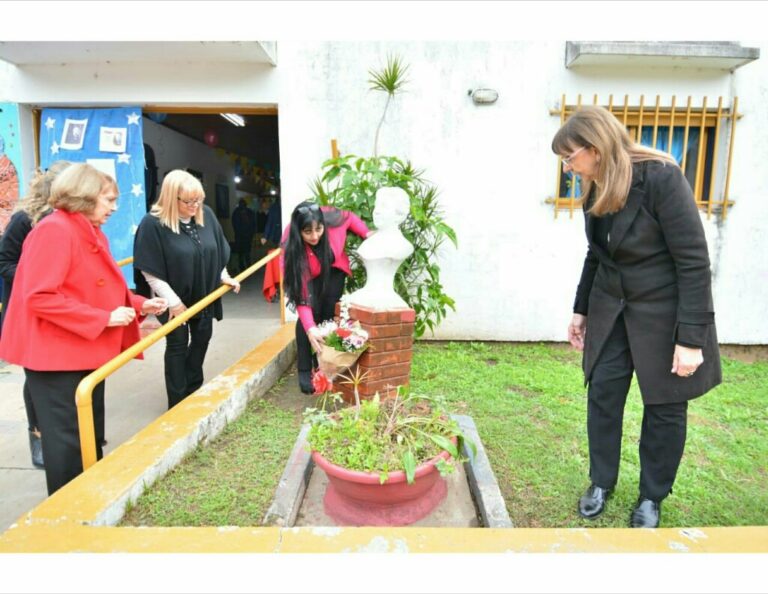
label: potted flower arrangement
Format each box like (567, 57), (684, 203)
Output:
(303, 380), (475, 526)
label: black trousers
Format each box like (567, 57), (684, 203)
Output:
(23, 380), (39, 432)
(296, 268), (346, 373)
(587, 314), (688, 502)
(24, 369), (105, 496)
(163, 315), (214, 409)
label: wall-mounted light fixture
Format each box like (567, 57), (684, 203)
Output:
(221, 113), (245, 127)
(468, 88), (499, 105)
(234, 175), (242, 183)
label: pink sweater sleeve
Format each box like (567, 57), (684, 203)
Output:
(297, 305), (316, 332)
(345, 211), (370, 238)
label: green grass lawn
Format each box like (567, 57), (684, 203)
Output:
(121, 343), (768, 528)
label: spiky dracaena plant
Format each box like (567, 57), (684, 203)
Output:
(368, 55), (409, 158)
(309, 56), (457, 337)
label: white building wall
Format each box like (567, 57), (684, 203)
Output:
(0, 41), (765, 343)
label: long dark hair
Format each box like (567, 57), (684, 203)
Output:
(283, 201), (348, 309)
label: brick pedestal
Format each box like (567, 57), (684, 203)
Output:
(334, 303), (416, 403)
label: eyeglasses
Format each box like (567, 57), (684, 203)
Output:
(296, 203), (320, 215)
(561, 146), (586, 167)
(178, 197), (203, 207)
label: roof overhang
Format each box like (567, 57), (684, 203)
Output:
(0, 41), (277, 66)
(566, 41), (759, 72)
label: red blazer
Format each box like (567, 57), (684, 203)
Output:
(0, 210), (147, 371)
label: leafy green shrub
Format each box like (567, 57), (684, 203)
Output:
(305, 390), (473, 484)
(310, 56), (457, 336)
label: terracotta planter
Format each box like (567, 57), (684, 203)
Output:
(311, 446), (454, 526)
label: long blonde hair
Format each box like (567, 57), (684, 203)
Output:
(14, 160), (71, 225)
(551, 106), (677, 216)
(150, 169), (205, 233)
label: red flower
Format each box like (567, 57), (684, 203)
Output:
(336, 327), (352, 339)
(312, 369), (333, 394)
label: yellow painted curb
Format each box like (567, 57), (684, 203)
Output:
(0, 525), (766, 553)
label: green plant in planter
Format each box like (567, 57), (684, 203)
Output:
(304, 387), (475, 485)
(310, 56), (457, 337)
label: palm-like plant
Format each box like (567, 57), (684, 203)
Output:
(369, 55), (409, 157)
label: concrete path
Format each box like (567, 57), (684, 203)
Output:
(0, 269), (283, 532)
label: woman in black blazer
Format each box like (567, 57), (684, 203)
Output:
(552, 106), (721, 528)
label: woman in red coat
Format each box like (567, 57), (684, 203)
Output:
(0, 163), (167, 495)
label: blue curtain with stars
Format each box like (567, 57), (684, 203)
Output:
(39, 106), (146, 287)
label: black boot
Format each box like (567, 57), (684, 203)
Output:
(28, 430), (44, 469)
(298, 370), (313, 394)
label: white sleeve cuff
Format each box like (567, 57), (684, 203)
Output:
(141, 271), (182, 308)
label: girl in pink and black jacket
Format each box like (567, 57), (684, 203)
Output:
(281, 202), (370, 393)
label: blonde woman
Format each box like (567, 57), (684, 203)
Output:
(0, 163), (167, 495)
(133, 170), (239, 409)
(552, 106), (721, 528)
(0, 160), (71, 469)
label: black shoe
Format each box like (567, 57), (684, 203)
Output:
(578, 484), (612, 519)
(28, 430), (44, 469)
(630, 497), (660, 528)
(298, 370), (313, 394)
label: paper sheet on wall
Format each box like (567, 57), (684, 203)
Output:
(86, 158), (117, 181)
(99, 126), (127, 153)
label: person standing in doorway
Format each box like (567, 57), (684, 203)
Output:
(552, 106), (721, 528)
(231, 198), (256, 273)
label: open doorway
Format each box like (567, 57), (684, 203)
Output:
(142, 107), (281, 277)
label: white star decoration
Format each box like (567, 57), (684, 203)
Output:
(117, 153), (131, 164)
(127, 112), (140, 125)
(131, 184), (143, 196)
(45, 117), (56, 130)
(50, 141), (60, 154)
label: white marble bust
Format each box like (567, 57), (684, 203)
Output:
(348, 187), (413, 310)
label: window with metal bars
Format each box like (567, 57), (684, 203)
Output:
(548, 94), (740, 220)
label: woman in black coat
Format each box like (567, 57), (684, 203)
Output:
(133, 170), (239, 410)
(552, 106), (721, 528)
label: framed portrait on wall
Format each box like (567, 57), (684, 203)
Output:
(60, 118), (88, 150)
(215, 183), (229, 218)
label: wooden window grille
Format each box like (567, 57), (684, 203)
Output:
(548, 94), (741, 220)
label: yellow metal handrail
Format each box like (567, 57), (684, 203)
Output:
(116, 256), (134, 268)
(75, 248), (283, 470)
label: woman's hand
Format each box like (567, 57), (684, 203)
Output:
(141, 297), (168, 316)
(108, 306), (137, 327)
(671, 344), (704, 378)
(168, 302), (187, 322)
(307, 326), (325, 353)
(568, 313), (587, 351)
(222, 276), (241, 294)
